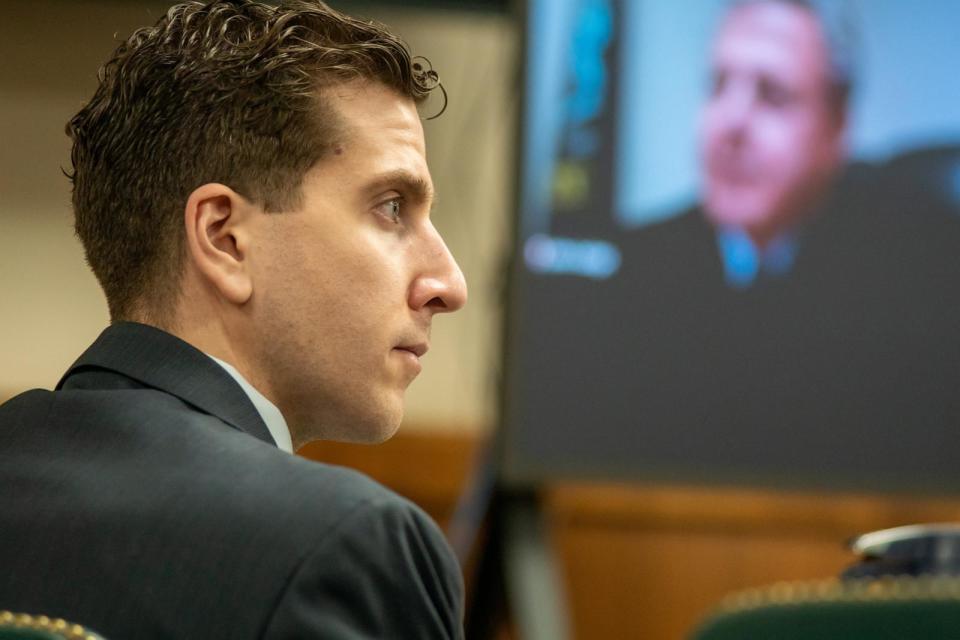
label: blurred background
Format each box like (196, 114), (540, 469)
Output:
(5, 1), (960, 639)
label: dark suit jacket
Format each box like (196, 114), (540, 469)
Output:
(0, 322), (464, 639)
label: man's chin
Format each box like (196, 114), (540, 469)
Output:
(354, 411), (404, 444)
(341, 406), (404, 445)
(287, 401), (404, 447)
(705, 197), (776, 230)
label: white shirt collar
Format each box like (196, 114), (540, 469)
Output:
(207, 355), (294, 454)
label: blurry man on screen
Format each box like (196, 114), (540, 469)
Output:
(699, 0), (849, 287)
(0, 1), (466, 638)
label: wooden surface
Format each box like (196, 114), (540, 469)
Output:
(545, 483), (960, 640)
(300, 431), (960, 640)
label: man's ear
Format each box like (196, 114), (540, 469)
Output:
(183, 183), (255, 305)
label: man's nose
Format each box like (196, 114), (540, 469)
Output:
(408, 227), (468, 315)
(717, 81), (754, 134)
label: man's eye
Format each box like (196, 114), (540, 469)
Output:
(757, 77), (793, 108)
(376, 198), (403, 224)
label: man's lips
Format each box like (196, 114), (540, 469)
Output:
(707, 151), (761, 185)
(393, 343), (426, 377)
(394, 343), (428, 358)
(709, 162), (758, 184)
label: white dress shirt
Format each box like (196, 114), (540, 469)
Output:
(208, 355), (294, 454)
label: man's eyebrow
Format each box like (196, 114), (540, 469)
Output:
(365, 170), (435, 204)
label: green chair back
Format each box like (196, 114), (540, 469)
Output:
(691, 577), (960, 640)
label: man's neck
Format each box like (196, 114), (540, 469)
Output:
(207, 354), (294, 454)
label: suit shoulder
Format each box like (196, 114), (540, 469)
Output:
(622, 206), (709, 242)
(274, 453), (414, 511)
(0, 389), (56, 427)
(263, 466), (463, 639)
(258, 452), (440, 540)
(1, 388), (53, 409)
(613, 206), (712, 261)
(612, 206), (719, 283)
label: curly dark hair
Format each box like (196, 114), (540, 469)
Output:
(66, 0), (443, 322)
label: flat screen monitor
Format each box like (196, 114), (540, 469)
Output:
(501, 0), (960, 492)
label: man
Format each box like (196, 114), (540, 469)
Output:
(0, 2), (467, 638)
(696, 0), (850, 288)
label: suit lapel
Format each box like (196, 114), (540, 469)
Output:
(57, 322), (277, 447)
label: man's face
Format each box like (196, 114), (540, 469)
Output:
(246, 81), (466, 447)
(699, 1), (845, 242)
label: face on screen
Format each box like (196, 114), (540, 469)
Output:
(699, 1), (845, 245)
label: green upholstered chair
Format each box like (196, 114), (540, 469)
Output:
(0, 612), (106, 640)
(690, 576), (960, 640)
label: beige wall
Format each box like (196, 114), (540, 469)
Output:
(0, 1), (517, 434)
